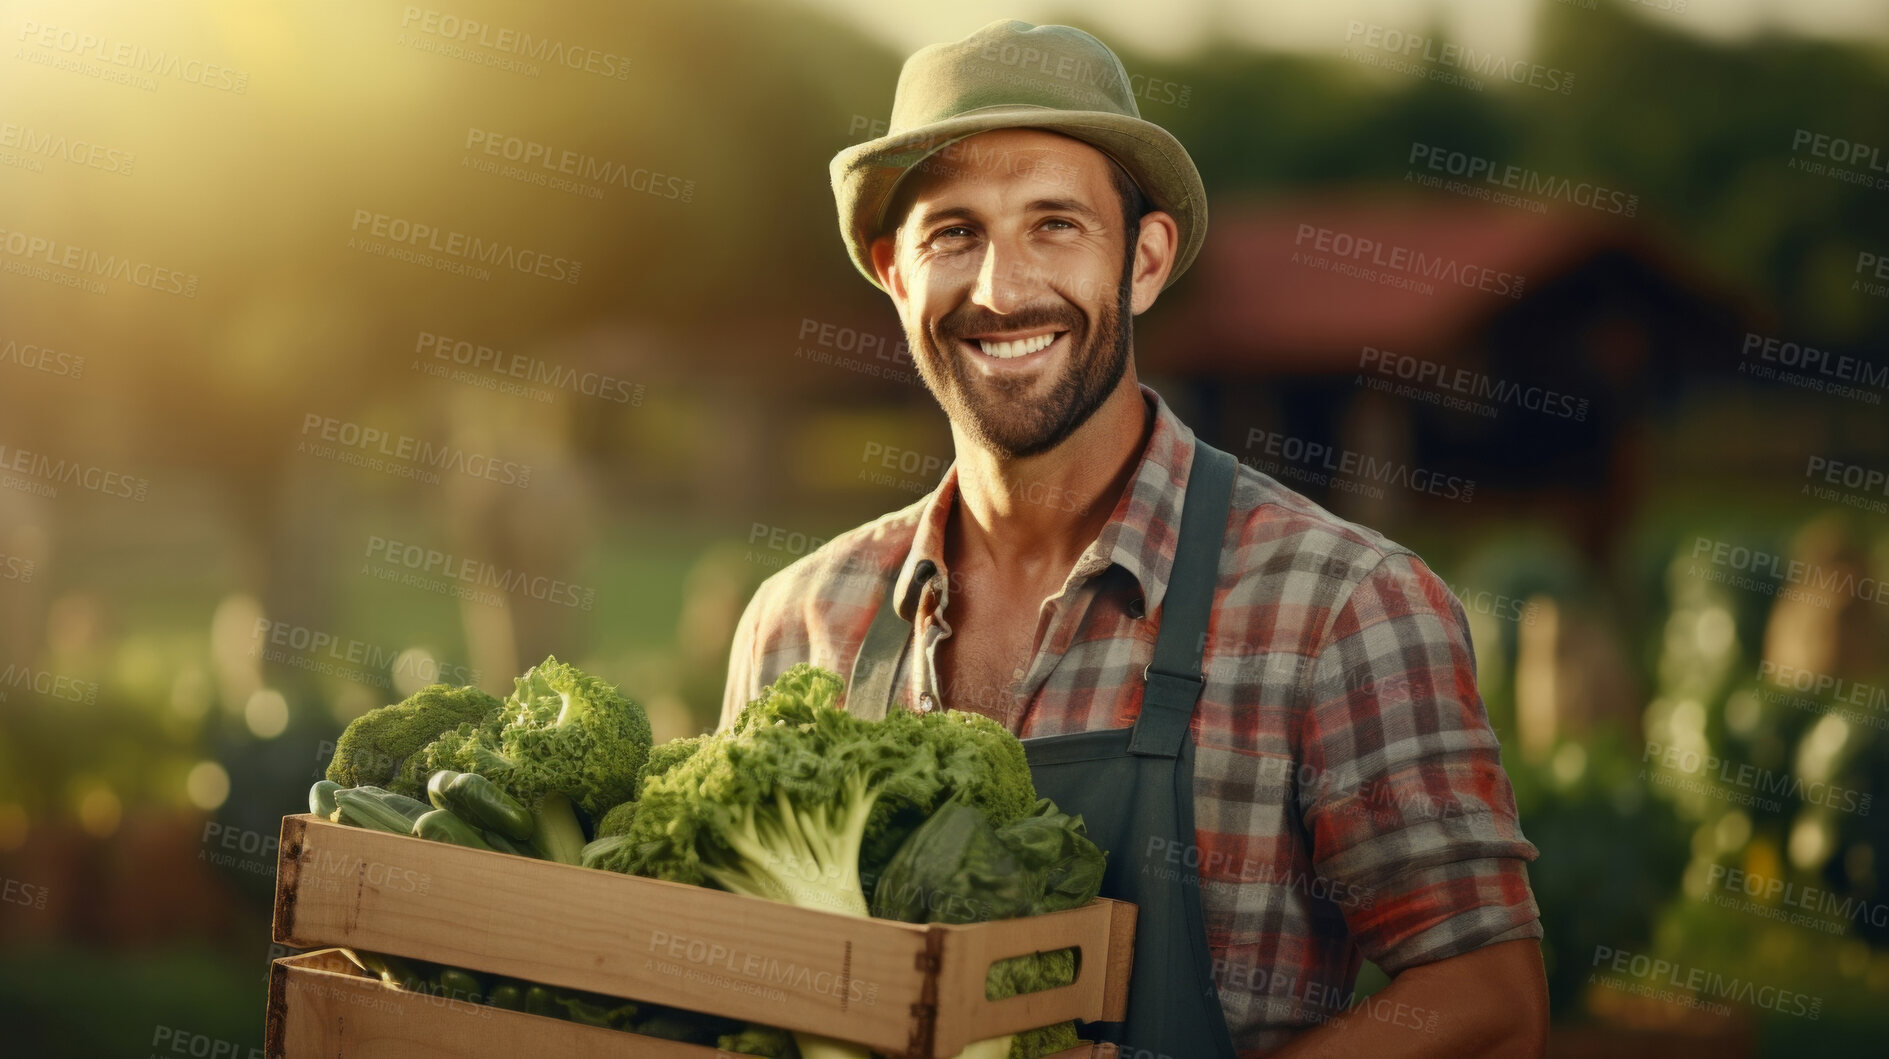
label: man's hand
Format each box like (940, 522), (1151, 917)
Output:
(1267, 938), (1548, 1058)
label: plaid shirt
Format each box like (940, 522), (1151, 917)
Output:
(723, 384), (1542, 1055)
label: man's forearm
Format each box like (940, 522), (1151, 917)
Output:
(1266, 939), (1548, 1059)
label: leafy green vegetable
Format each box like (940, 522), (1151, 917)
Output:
(326, 684), (501, 788)
(872, 798), (1107, 1058)
(871, 801), (1034, 924)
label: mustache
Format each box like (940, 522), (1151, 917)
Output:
(937, 305), (1082, 340)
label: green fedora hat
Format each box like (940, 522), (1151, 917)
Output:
(830, 18), (1208, 293)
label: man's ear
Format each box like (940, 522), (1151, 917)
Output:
(869, 233), (905, 302)
(1129, 209), (1179, 316)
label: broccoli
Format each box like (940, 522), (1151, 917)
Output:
(325, 684), (502, 789)
(602, 665), (1052, 1059)
(395, 656), (651, 864)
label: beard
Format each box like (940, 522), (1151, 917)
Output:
(911, 255), (1134, 460)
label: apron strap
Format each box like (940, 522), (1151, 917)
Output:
(1127, 441), (1238, 758)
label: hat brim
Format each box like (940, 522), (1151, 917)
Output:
(830, 104), (1208, 294)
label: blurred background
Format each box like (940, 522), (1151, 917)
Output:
(1, 0), (1886, 1054)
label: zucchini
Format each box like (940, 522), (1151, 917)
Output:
(480, 829), (535, 857)
(524, 984), (558, 1019)
(412, 809), (495, 850)
(553, 990), (638, 1028)
(333, 787), (434, 834)
(309, 780), (342, 817)
(428, 769), (534, 841)
(437, 967), (485, 1004)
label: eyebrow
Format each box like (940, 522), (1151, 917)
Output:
(912, 197), (1102, 233)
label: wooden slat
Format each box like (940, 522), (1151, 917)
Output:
(926, 899), (1134, 1056)
(266, 948), (757, 1058)
(1099, 899), (1138, 1021)
(274, 814), (929, 1055)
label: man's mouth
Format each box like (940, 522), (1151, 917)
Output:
(960, 329), (1069, 360)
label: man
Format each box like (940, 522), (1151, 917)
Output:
(723, 19), (1547, 1058)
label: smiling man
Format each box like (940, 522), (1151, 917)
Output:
(723, 19), (1547, 1057)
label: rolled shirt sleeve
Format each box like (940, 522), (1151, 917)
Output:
(1295, 550), (1543, 974)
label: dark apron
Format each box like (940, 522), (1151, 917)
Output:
(849, 441), (1241, 1059)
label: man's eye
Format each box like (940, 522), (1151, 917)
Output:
(935, 226), (975, 240)
(1043, 218), (1076, 230)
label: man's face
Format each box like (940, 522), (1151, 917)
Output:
(870, 128), (1151, 459)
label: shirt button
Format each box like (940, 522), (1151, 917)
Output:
(1128, 597), (1146, 620)
(918, 692), (935, 713)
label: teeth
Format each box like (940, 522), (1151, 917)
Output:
(976, 332), (1058, 359)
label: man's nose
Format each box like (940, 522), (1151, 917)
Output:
(970, 235), (1031, 313)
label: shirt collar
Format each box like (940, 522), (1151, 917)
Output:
(893, 383), (1198, 622)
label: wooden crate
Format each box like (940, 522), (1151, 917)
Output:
(267, 948), (745, 1057)
(272, 814), (1134, 1058)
